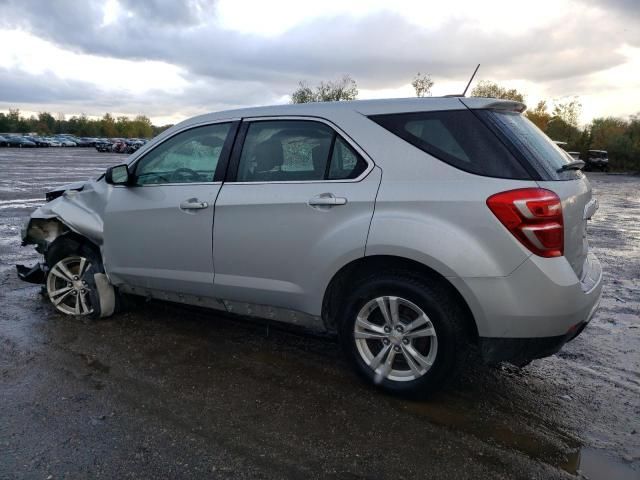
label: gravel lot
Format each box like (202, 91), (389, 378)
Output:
(0, 148), (638, 479)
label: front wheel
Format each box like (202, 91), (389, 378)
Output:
(46, 255), (95, 315)
(45, 236), (116, 318)
(338, 273), (467, 396)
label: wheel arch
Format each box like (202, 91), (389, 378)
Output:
(321, 254), (479, 342)
(45, 230), (102, 268)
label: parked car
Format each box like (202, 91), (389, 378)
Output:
(111, 139), (129, 153)
(6, 136), (36, 147)
(54, 137), (77, 147)
(24, 136), (51, 147)
(43, 137), (62, 147)
(585, 150), (609, 172)
(76, 137), (98, 147)
(0, 135), (8, 147)
(17, 97), (603, 396)
(95, 140), (113, 152)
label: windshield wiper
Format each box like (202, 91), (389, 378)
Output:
(557, 160), (585, 172)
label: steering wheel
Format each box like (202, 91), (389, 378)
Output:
(170, 168), (201, 183)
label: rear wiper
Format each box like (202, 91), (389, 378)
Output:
(557, 160), (585, 172)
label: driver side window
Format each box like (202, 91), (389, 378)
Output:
(133, 123), (231, 185)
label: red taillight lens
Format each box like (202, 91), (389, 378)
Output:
(487, 188), (564, 258)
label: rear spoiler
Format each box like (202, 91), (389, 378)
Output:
(459, 97), (526, 113)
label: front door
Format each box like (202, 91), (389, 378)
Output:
(103, 121), (236, 297)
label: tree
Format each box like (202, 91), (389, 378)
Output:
(291, 82), (316, 104)
(55, 113), (65, 134)
(37, 112), (56, 134)
(101, 113), (118, 137)
(470, 80), (525, 103)
(545, 117), (581, 147)
(525, 100), (551, 131)
(291, 75), (358, 103)
(552, 97), (581, 127)
(589, 117), (640, 170)
(1, 108), (162, 139)
(130, 115), (153, 138)
(412, 72), (434, 97)
(115, 116), (130, 137)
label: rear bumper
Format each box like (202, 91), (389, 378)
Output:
(450, 252), (603, 340)
(478, 300), (597, 365)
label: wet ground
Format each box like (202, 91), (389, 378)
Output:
(0, 148), (638, 479)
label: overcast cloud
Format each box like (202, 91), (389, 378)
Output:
(1, 0), (638, 124)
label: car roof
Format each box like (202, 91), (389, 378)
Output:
(176, 96), (526, 128)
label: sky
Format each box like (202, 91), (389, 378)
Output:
(0, 0), (639, 126)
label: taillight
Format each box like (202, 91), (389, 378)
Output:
(487, 188), (563, 258)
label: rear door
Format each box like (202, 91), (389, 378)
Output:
(103, 121), (237, 297)
(211, 117), (380, 314)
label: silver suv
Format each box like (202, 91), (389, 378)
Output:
(18, 97), (603, 395)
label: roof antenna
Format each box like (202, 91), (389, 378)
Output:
(461, 64), (480, 97)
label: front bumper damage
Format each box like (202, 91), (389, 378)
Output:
(16, 262), (47, 284)
(18, 179), (117, 317)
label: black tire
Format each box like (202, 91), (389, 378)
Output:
(46, 234), (102, 273)
(45, 234), (114, 318)
(338, 272), (468, 397)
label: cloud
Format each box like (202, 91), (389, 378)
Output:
(0, 68), (104, 104)
(0, 66), (283, 122)
(1, 0), (635, 87)
(0, 0), (638, 122)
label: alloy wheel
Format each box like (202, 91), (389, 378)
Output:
(354, 296), (438, 382)
(46, 255), (94, 315)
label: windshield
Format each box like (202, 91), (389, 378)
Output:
(477, 110), (582, 180)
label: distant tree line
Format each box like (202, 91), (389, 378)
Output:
(291, 75), (640, 172)
(0, 109), (173, 138)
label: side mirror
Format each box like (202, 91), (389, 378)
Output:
(105, 164), (130, 185)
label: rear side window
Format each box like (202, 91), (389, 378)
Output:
(236, 120), (367, 182)
(329, 137), (367, 180)
(369, 110), (531, 179)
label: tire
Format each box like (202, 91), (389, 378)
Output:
(338, 272), (467, 397)
(45, 236), (110, 317)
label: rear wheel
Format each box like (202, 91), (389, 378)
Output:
(338, 273), (467, 396)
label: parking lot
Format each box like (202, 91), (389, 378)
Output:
(0, 148), (638, 479)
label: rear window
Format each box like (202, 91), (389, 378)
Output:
(369, 110), (531, 179)
(476, 110), (580, 180)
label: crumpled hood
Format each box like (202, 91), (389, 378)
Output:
(26, 178), (109, 246)
(47, 179), (93, 196)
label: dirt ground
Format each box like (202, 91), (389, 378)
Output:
(0, 148), (638, 479)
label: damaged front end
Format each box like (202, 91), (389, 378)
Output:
(17, 179), (116, 318)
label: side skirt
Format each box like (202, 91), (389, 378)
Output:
(117, 285), (326, 332)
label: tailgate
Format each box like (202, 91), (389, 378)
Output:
(539, 177), (594, 278)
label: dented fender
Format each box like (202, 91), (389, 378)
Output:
(22, 179), (109, 250)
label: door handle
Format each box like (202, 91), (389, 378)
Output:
(180, 199), (209, 210)
(308, 194), (348, 207)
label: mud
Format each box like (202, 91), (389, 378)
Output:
(0, 148), (638, 479)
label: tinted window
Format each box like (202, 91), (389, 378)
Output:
(476, 110), (580, 180)
(134, 123), (230, 185)
(370, 110), (530, 179)
(236, 120), (366, 182)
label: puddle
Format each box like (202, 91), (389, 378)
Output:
(399, 399), (638, 478)
(562, 448), (638, 479)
